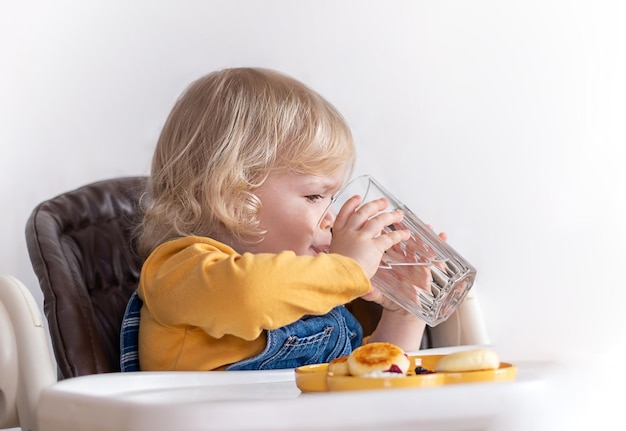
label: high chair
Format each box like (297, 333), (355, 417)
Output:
(3, 177), (495, 430)
(1, 274), (511, 431)
(23, 177), (489, 381)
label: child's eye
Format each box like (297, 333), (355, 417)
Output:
(305, 194), (324, 203)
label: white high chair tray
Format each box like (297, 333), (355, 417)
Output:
(37, 348), (551, 431)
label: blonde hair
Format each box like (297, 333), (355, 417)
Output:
(138, 67), (355, 257)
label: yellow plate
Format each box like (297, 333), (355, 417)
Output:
(295, 354), (517, 393)
(417, 354), (517, 385)
(294, 363), (329, 392)
(326, 369), (444, 392)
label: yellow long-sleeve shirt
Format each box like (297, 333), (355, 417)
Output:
(137, 236), (370, 371)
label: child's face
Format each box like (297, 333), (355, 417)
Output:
(247, 167), (348, 256)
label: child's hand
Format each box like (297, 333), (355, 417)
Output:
(328, 195), (411, 279)
(360, 285), (405, 312)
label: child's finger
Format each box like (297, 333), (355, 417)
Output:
(331, 195), (362, 231)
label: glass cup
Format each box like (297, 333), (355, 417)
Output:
(318, 175), (476, 326)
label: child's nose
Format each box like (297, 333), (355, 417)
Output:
(319, 209), (336, 230)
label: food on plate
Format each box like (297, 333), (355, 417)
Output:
(434, 348), (500, 372)
(327, 345), (502, 380)
(346, 342), (411, 377)
(414, 365), (435, 375)
(327, 356), (350, 376)
(295, 347), (515, 393)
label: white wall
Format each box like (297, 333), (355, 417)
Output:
(2, 0), (625, 428)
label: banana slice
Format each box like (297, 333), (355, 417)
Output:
(435, 348), (500, 372)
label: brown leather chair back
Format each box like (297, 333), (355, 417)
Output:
(25, 177), (147, 379)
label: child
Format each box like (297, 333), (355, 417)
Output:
(134, 67), (427, 371)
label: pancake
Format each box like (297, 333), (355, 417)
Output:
(347, 342), (410, 377)
(327, 356), (350, 376)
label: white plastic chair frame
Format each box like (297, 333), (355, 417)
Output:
(0, 275), (55, 431)
(430, 287), (490, 347)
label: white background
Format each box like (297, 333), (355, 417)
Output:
(2, 1), (625, 429)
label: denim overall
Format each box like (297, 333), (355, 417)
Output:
(121, 291), (363, 371)
(227, 306), (363, 370)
